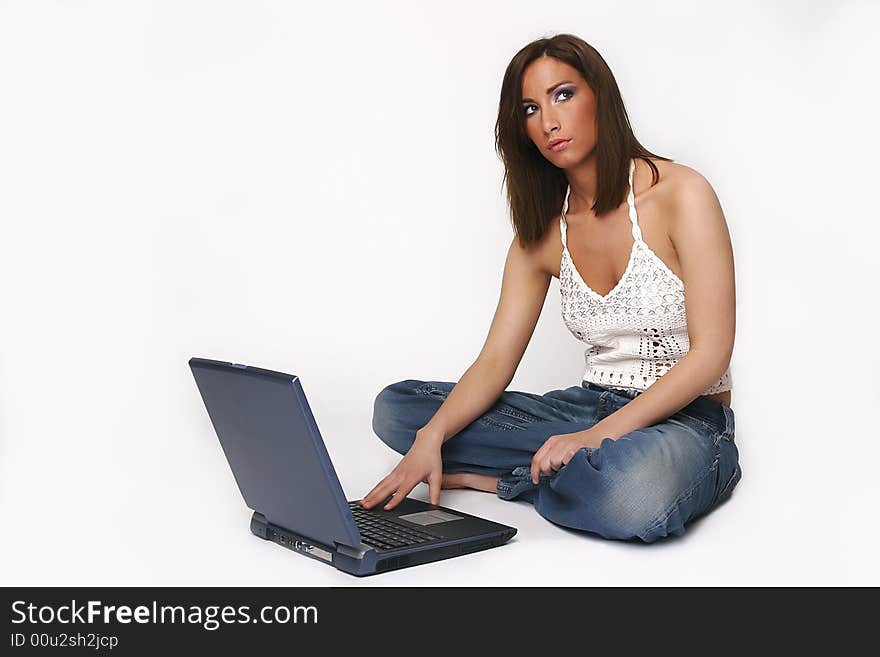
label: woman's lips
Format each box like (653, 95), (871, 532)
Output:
(549, 139), (571, 152)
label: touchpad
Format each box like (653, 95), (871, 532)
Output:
(399, 510), (464, 525)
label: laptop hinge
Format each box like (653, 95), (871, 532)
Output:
(336, 542), (371, 559)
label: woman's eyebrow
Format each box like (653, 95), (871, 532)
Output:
(521, 80), (574, 104)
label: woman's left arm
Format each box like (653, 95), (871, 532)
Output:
(530, 170), (736, 482)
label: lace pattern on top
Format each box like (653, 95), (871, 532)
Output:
(559, 158), (732, 395)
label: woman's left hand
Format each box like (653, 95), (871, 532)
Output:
(530, 429), (608, 484)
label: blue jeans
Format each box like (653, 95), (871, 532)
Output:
(371, 379), (742, 543)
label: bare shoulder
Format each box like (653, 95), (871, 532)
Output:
(639, 157), (710, 194)
(503, 213), (562, 279)
(655, 161), (729, 250)
(640, 158), (722, 226)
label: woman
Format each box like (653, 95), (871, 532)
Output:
(359, 33), (741, 543)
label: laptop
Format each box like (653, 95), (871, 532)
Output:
(188, 357), (517, 577)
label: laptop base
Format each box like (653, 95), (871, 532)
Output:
(250, 510), (515, 577)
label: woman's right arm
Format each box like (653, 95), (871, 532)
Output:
(359, 235), (552, 510)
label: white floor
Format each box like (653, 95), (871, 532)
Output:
(3, 396), (875, 587)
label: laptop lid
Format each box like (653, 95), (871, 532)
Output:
(188, 357), (361, 550)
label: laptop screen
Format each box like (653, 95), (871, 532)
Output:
(189, 358), (360, 549)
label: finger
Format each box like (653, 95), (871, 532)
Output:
(427, 470), (441, 506)
(384, 482), (413, 511)
(538, 457), (551, 478)
(531, 445), (548, 484)
(531, 436), (558, 482)
(540, 452), (556, 480)
(538, 452), (558, 478)
(360, 482), (385, 507)
(556, 445), (572, 469)
(361, 477), (397, 508)
(380, 486), (402, 509)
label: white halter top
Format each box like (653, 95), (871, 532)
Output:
(559, 158), (732, 395)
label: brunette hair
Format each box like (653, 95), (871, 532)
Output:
(494, 33), (672, 247)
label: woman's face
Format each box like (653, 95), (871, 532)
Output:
(521, 56), (597, 165)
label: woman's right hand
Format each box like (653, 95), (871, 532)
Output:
(359, 431), (444, 511)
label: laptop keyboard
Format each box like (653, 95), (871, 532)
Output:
(348, 501), (441, 551)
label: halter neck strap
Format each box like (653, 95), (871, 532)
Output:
(559, 158), (643, 246)
(626, 158), (643, 242)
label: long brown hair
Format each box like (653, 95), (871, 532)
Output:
(495, 33), (672, 248)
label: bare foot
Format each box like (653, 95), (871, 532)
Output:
(441, 472), (500, 493)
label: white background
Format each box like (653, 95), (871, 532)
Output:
(1, 1), (877, 586)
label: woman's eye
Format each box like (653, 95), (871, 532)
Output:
(523, 88), (574, 117)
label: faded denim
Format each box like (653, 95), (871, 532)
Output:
(371, 379), (742, 543)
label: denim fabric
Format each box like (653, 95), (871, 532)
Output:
(371, 379), (742, 543)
